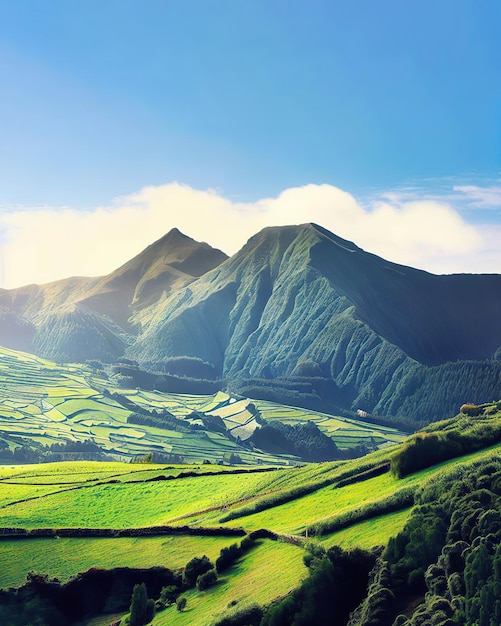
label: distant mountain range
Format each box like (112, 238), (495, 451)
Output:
(1, 223), (500, 426)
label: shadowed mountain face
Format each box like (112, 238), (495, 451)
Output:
(0, 223), (500, 425)
(126, 224), (501, 424)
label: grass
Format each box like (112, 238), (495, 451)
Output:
(0, 469), (282, 529)
(0, 535), (238, 588)
(1, 442), (499, 535)
(0, 434), (497, 617)
(152, 539), (307, 626)
(222, 470), (402, 534)
(219, 442), (501, 534)
(319, 507), (413, 550)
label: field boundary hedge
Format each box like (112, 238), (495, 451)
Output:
(0, 524), (246, 539)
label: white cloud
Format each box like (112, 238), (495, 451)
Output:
(453, 184), (501, 208)
(0, 181), (498, 289)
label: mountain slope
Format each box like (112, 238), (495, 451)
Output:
(127, 224), (501, 424)
(0, 222), (499, 424)
(0, 229), (227, 362)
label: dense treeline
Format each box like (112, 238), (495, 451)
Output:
(233, 360), (501, 429)
(110, 362), (221, 394)
(0, 525), (246, 539)
(127, 411), (192, 433)
(374, 360), (501, 427)
(0, 567), (175, 626)
(0, 439), (112, 464)
(250, 420), (341, 462)
(347, 456), (501, 626)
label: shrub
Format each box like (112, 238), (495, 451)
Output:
(182, 555), (213, 587)
(460, 404), (483, 417)
(196, 568), (218, 591)
(176, 596), (187, 612)
(157, 585), (179, 607)
(216, 543), (242, 573)
(213, 603), (263, 626)
(239, 535), (256, 552)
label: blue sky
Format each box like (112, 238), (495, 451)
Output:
(0, 0), (500, 286)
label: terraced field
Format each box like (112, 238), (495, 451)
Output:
(252, 399), (406, 450)
(0, 346), (407, 466)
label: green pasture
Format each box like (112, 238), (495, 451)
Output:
(153, 539), (307, 626)
(172, 442), (501, 535)
(235, 445), (501, 534)
(0, 535), (238, 588)
(221, 471), (404, 534)
(319, 507), (413, 550)
(0, 461), (236, 484)
(0, 470), (284, 529)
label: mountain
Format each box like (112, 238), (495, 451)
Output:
(126, 224), (501, 425)
(0, 223), (500, 425)
(0, 229), (227, 362)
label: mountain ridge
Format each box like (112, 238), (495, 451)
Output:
(0, 222), (500, 425)
(0, 228), (227, 361)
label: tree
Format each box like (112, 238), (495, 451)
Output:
(183, 555), (214, 587)
(197, 568), (218, 591)
(129, 583), (155, 626)
(176, 596), (187, 612)
(158, 585), (178, 607)
(216, 543), (242, 573)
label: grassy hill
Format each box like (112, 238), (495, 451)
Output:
(0, 399), (500, 624)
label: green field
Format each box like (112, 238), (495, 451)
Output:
(0, 535), (238, 588)
(319, 507), (413, 550)
(1, 441), (500, 624)
(152, 539), (307, 626)
(0, 346), (407, 467)
(1, 345), (501, 625)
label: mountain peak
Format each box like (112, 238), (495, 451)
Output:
(121, 228), (226, 275)
(146, 227), (194, 249)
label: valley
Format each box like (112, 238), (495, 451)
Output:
(0, 345), (406, 466)
(0, 224), (499, 625)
